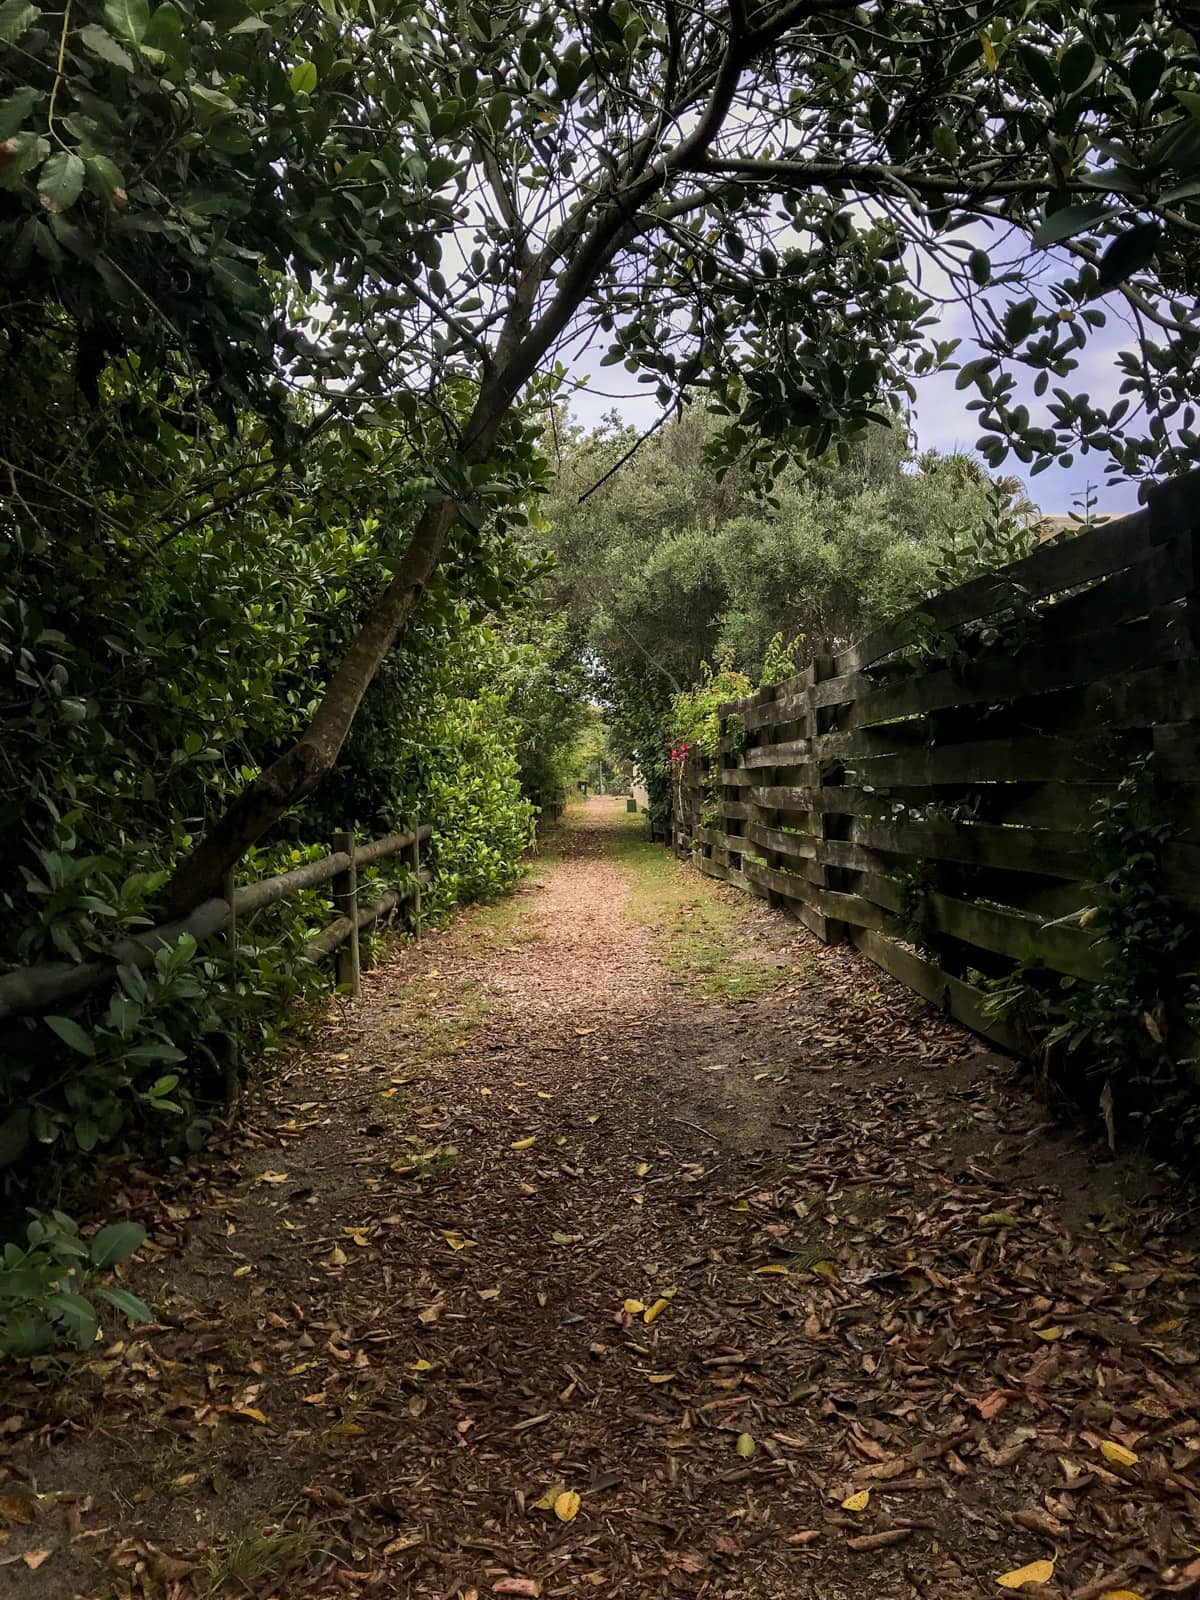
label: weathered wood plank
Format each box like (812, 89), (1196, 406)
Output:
(835, 507), (1153, 674)
(850, 930), (1027, 1052)
(849, 817), (1088, 880)
(927, 890), (1110, 981)
(847, 736), (1108, 788)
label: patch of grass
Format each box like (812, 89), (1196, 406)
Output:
(611, 811), (782, 1003)
(385, 974), (491, 1062)
(472, 890), (543, 945)
(205, 1525), (314, 1595)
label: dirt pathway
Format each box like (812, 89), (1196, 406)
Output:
(4, 799), (1200, 1600)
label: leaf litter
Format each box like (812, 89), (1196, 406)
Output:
(1, 798), (1198, 1600)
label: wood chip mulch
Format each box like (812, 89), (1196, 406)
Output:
(2, 797), (1199, 1600)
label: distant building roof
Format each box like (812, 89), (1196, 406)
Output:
(1035, 513), (1115, 542)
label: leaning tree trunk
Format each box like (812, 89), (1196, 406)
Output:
(161, 497), (458, 918)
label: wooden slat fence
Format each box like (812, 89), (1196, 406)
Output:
(673, 470), (1200, 1054)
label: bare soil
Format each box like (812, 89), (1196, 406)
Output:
(2, 797), (1199, 1600)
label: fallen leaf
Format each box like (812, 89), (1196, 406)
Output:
(997, 1558), (1056, 1588)
(0, 1496), (34, 1525)
(553, 1490), (581, 1523)
(979, 1210), (1022, 1229)
(408, 1359), (432, 1372)
(551, 1232), (582, 1246)
(841, 1490), (870, 1512)
(1099, 1440), (1138, 1468)
(755, 1264), (789, 1276)
(328, 1245), (348, 1267)
(233, 1264), (253, 1277)
(735, 1433), (755, 1458)
(623, 1298), (646, 1315)
(1033, 1326), (1064, 1342)
(256, 1170), (289, 1184)
(531, 1481), (567, 1512)
(442, 1232), (475, 1251)
(635, 1162), (651, 1177)
(511, 1137), (537, 1151)
(235, 1407), (268, 1424)
(787, 1530), (821, 1546)
(22, 1551), (51, 1570)
(644, 1298), (670, 1324)
(646, 1372), (675, 1384)
(1098, 1592), (1146, 1600)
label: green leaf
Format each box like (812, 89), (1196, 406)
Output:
(90, 1221), (146, 1268)
(49, 1290), (99, 1348)
(1096, 221), (1162, 289)
(1176, 90), (1200, 121)
(1033, 201), (1115, 247)
(968, 249), (990, 286)
(77, 22), (134, 68)
(735, 1432), (756, 1457)
(1004, 297), (1036, 345)
(96, 1285), (152, 1322)
(1059, 40), (1097, 96)
(103, 0), (148, 43)
(84, 154), (125, 197)
(46, 1014), (95, 1056)
(37, 150), (85, 212)
(290, 60), (317, 94)
(0, 85), (38, 138)
(0, 0), (38, 44)
(73, 1117), (100, 1152)
(1127, 49), (1164, 104)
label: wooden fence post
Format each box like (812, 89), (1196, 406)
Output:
(222, 867), (240, 1102)
(332, 830), (360, 995)
(408, 819), (423, 942)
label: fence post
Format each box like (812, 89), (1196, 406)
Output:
(408, 818), (423, 942)
(222, 868), (240, 1103)
(332, 830), (360, 995)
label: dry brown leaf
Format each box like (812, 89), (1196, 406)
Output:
(22, 1551), (51, 1571)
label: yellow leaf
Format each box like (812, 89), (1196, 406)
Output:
(1099, 1440), (1139, 1468)
(810, 1260), (838, 1282)
(736, 1433), (755, 1458)
(997, 1558), (1055, 1588)
(623, 1298), (646, 1315)
(511, 1136), (537, 1150)
(646, 1372), (675, 1384)
(586, 1114), (600, 1124)
(329, 1420), (365, 1436)
(344, 1228), (370, 1247)
(575, 1027), (596, 1036)
(1033, 1325), (1064, 1341)
(635, 1162), (651, 1177)
(1148, 1317), (1182, 1334)
(328, 1245), (348, 1266)
(980, 30), (997, 70)
(551, 1231), (582, 1245)
(553, 1490), (581, 1523)
(644, 1297), (670, 1324)
(235, 1408), (268, 1425)
(408, 1359), (432, 1372)
(288, 1362), (314, 1376)
(1099, 1592), (1147, 1600)
(532, 1481), (567, 1512)
(841, 1490), (870, 1512)
(256, 1170), (289, 1184)
(442, 1231), (475, 1251)
(233, 1264), (253, 1277)
(755, 1264), (789, 1276)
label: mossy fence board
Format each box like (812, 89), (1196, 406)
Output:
(672, 471), (1200, 1055)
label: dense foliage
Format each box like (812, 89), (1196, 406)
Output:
(543, 410), (1036, 802)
